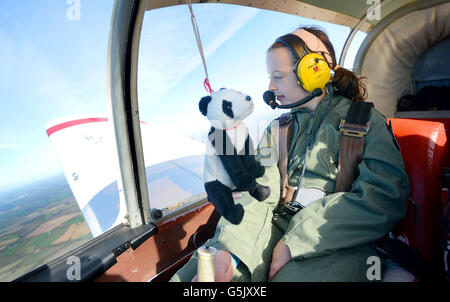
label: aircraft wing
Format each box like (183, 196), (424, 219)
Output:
(46, 115), (205, 237)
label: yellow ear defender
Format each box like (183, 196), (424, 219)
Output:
(275, 34), (331, 93)
(296, 52), (331, 93)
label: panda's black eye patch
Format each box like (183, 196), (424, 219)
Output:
(199, 95), (212, 116)
(222, 100), (234, 118)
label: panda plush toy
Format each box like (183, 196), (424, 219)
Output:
(199, 88), (271, 224)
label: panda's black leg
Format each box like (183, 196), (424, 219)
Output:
(204, 180), (244, 225)
(249, 184), (271, 202)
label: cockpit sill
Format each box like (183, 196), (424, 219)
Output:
(14, 194), (215, 282)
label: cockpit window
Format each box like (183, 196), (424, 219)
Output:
(137, 3), (356, 216)
(0, 0), (115, 281)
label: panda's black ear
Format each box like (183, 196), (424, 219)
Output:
(199, 96), (212, 116)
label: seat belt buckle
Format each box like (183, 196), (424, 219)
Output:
(275, 186), (302, 215)
(275, 187), (326, 215)
(281, 201), (304, 215)
(339, 119), (370, 138)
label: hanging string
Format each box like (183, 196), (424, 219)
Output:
(186, 0), (214, 94)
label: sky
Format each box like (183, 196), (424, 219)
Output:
(0, 0), (366, 193)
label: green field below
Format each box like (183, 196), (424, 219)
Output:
(0, 175), (93, 282)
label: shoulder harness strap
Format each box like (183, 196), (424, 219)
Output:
(276, 101), (373, 202)
(335, 101), (373, 192)
(277, 113), (295, 204)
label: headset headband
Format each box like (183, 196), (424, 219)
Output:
(275, 34), (312, 62)
(292, 28), (332, 64)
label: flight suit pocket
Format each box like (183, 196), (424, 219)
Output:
(318, 149), (338, 181)
(302, 147), (337, 193)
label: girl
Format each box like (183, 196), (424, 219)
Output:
(171, 26), (409, 282)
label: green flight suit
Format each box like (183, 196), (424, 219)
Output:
(170, 93), (409, 282)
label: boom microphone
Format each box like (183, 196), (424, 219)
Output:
(263, 88), (323, 109)
(263, 90), (278, 109)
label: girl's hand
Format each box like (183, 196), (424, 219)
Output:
(268, 239), (292, 281)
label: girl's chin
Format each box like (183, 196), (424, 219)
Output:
(280, 98), (298, 106)
(277, 96), (289, 104)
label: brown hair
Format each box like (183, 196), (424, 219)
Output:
(268, 26), (367, 102)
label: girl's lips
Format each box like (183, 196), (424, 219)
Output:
(276, 95), (284, 101)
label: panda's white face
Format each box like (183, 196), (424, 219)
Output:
(199, 88), (254, 129)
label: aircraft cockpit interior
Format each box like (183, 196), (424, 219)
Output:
(1, 0), (450, 285)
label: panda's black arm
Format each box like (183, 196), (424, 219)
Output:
(218, 154), (257, 191)
(210, 129), (257, 191)
(239, 136), (265, 179)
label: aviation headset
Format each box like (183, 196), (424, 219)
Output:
(275, 33), (331, 93)
(263, 33), (333, 109)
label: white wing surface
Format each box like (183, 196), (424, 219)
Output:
(46, 115), (205, 237)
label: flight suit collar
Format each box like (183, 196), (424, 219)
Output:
(289, 92), (337, 116)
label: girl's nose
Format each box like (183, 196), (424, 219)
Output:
(268, 80), (276, 91)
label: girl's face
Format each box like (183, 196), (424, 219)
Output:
(266, 47), (323, 111)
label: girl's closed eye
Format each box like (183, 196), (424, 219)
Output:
(270, 72), (287, 79)
(269, 75), (282, 80)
